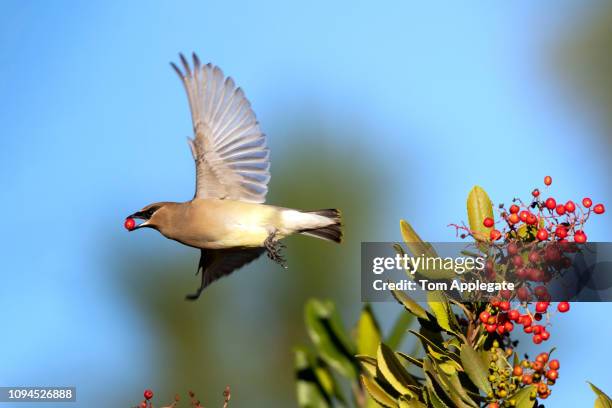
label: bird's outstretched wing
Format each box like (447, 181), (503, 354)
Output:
(186, 248), (265, 300)
(171, 53), (270, 203)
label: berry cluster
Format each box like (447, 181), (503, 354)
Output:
(480, 300), (569, 345)
(483, 176), (604, 244)
(486, 343), (560, 407)
(132, 387), (231, 408)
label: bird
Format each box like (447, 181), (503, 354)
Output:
(125, 53), (342, 300)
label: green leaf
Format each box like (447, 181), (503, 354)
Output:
(392, 290), (429, 320)
(459, 343), (492, 395)
(399, 220), (456, 280)
(426, 291), (456, 334)
(304, 299), (357, 379)
(294, 347), (332, 408)
(510, 385), (537, 408)
(377, 343), (419, 396)
(398, 396), (427, 408)
(361, 375), (398, 408)
(589, 382), (612, 408)
(397, 352), (424, 368)
(386, 311), (415, 350)
(467, 186), (494, 241)
(400, 220), (438, 259)
(356, 355), (378, 377)
(357, 304), (382, 357)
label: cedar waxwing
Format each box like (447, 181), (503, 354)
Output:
(126, 53), (342, 300)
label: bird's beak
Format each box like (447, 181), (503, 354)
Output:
(127, 211), (150, 230)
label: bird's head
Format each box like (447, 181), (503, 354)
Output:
(125, 202), (173, 231)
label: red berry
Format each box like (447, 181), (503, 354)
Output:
(499, 289), (512, 300)
(520, 314), (532, 327)
(508, 309), (520, 321)
(490, 229), (502, 241)
(528, 251), (539, 263)
(533, 334), (543, 344)
(565, 200), (576, 213)
(537, 352), (549, 363)
(512, 255), (524, 268)
(144, 389), (154, 400)
(524, 325), (533, 333)
(536, 229), (549, 241)
(574, 230), (587, 243)
(545, 197), (556, 210)
(517, 287), (530, 301)
(535, 302), (548, 313)
(522, 374), (533, 384)
(496, 325), (506, 335)
(504, 321), (514, 332)
(486, 324), (496, 333)
(582, 198), (593, 208)
(513, 366), (523, 377)
(483, 217), (495, 228)
(508, 213), (520, 224)
(549, 359), (560, 370)
(555, 204), (566, 215)
(488, 403), (500, 408)
(124, 217), (136, 231)
(544, 176), (552, 186)
(593, 204), (605, 214)
(499, 301), (510, 311)
(532, 189), (540, 197)
(140, 402), (147, 408)
(526, 213), (538, 225)
(541, 330), (550, 340)
(479, 311), (490, 323)
(555, 225), (568, 239)
(510, 204), (520, 214)
(546, 369), (558, 380)
(508, 242), (519, 255)
(519, 210), (529, 222)
(557, 301), (570, 313)
(534, 286), (548, 299)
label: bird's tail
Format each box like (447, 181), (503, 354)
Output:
(298, 209), (343, 243)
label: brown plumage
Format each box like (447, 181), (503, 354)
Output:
(127, 53), (342, 300)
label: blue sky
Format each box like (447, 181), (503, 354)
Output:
(1, 1), (611, 406)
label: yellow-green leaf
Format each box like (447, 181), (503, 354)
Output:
(357, 304), (382, 357)
(377, 343), (419, 396)
(427, 291), (455, 333)
(399, 220), (455, 279)
(510, 385), (537, 408)
(459, 343), (492, 395)
(304, 299), (357, 378)
(294, 347), (332, 408)
(589, 382), (612, 408)
(361, 375), (398, 408)
(467, 186), (494, 241)
(392, 290), (429, 320)
(397, 352), (424, 368)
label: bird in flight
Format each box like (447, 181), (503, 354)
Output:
(125, 53), (342, 300)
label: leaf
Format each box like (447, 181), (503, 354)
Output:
(294, 347), (332, 408)
(467, 186), (494, 241)
(400, 220), (438, 259)
(589, 382), (612, 408)
(361, 375), (398, 408)
(398, 397), (427, 408)
(408, 330), (448, 357)
(510, 385), (537, 408)
(304, 299), (357, 379)
(377, 343), (419, 396)
(459, 343), (492, 395)
(392, 290), (429, 320)
(399, 220), (455, 279)
(386, 310), (415, 350)
(397, 352), (424, 368)
(426, 291), (456, 334)
(356, 355), (378, 377)
(357, 304), (382, 357)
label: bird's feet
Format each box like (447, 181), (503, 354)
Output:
(264, 233), (287, 269)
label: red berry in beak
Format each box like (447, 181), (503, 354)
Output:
(124, 217), (136, 231)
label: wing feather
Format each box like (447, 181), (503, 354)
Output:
(172, 53), (269, 202)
